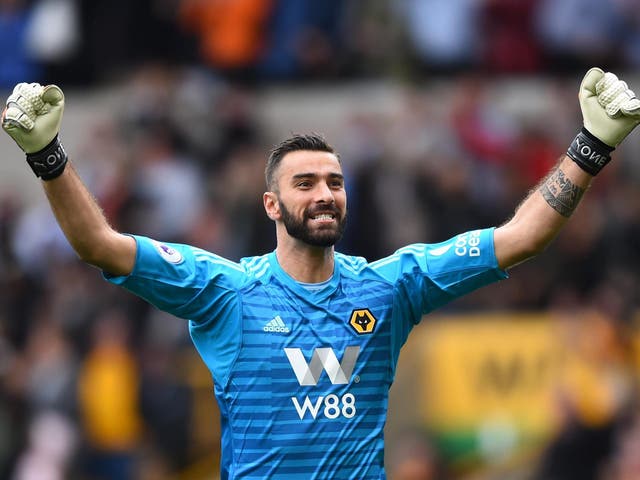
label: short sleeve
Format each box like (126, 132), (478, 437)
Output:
(103, 235), (248, 322)
(372, 228), (508, 318)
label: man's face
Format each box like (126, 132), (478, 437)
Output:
(270, 150), (347, 247)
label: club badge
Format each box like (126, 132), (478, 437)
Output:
(349, 308), (377, 335)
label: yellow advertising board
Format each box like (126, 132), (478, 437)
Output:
(416, 313), (563, 434)
(396, 311), (633, 466)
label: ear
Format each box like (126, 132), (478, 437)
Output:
(263, 191), (280, 221)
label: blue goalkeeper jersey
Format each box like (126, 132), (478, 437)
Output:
(105, 228), (507, 479)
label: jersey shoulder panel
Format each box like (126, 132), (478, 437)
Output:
(239, 253), (275, 285)
(334, 252), (371, 277)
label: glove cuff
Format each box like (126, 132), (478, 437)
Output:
(566, 128), (615, 176)
(26, 135), (68, 180)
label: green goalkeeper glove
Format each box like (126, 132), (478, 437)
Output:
(2, 82), (68, 180)
(568, 68), (640, 175)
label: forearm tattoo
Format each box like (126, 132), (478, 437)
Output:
(539, 168), (585, 218)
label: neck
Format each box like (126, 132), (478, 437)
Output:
(275, 242), (335, 283)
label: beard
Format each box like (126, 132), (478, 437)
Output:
(279, 199), (347, 247)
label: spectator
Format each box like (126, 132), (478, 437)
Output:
(76, 308), (143, 480)
(396, 0), (481, 73)
(0, 0), (42, 88)
(179, 0), (273, 77)
(535, 0), (626, 72)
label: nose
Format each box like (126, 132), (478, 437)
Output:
(315, 182), (335, 204)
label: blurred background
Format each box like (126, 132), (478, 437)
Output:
(2, 0), (640, 479)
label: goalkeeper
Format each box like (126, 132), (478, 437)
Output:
(3, 69), (639, 479)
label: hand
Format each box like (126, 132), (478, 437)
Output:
(2, 82), (65, 153)
(580, 67), (640, 147)
(2, 83), (68, 180)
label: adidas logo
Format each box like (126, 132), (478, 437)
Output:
(264, 315), (290, 333)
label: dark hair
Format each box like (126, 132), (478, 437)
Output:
(265, 133), (338, 191)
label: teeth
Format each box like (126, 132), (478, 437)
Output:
(313, 214), (334, 220)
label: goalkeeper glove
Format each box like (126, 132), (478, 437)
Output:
(2, 82), (68, 180)
(568, 68), (640, 175)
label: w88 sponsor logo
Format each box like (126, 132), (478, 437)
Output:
(285, 346), (360, 420)
(291, 393), (356, 420)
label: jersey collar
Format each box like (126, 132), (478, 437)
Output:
(267, 251), (341, 300)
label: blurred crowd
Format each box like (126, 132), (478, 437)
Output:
(2, 0), (640, 87)
(1, 0), (640, 479)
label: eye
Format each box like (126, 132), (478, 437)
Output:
(330, 179), (344, 189)
(296, 180), (312, 189)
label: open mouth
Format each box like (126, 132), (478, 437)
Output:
(311, 213), (335, 221)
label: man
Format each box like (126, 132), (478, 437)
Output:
(2, 68), (639, 479)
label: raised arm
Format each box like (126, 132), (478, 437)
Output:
(2, 83), (135, 275)
(495, 68), (640, 270)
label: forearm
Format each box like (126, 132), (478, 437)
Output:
(493, 67), (640, 269)
(42, 162), (135, 275)
(1, 82), (135, 275)
(494, 156), (593, 269)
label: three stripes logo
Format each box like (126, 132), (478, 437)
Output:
(284, 346), (360, 386)
(264, 315), (290, 333)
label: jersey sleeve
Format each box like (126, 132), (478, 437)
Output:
(103, 235), (248, 322)
(421, 228), (508, 309)
(373, 227), (508, 323)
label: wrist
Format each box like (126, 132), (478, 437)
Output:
(566, 128), (614, 176)
(26, 135), (68, 180)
